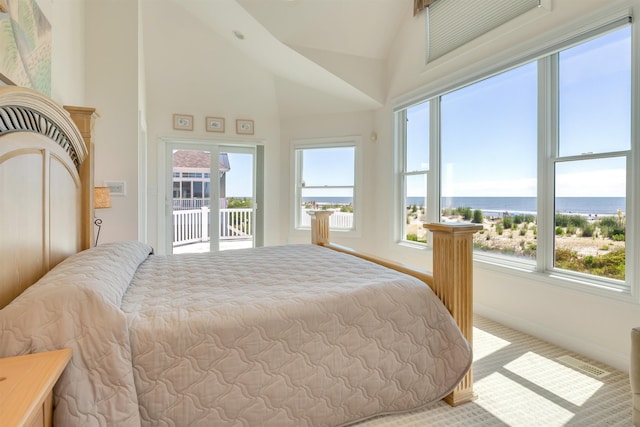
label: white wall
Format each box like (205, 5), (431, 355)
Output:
(83, 0), (139, 244)
(141, 0), (282, 252)
(376, 0), (640, 372)
(48, 0), (85, 105)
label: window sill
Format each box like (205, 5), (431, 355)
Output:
(473, 253), (633, 304)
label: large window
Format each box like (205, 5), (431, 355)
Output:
(441, 61), (538, 260)
(397, 22), (632, 289)
(293, 138), (359, 232)
(553, 28), (630, 281)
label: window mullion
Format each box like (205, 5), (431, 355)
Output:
(397, 109), (407, 243)
(631, 19), (640, 300)
(537, 54), (557, 272)
(428, 97), (441, 228)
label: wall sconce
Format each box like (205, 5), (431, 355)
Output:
(94, 187), (112, 246)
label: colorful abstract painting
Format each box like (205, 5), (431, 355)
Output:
(0, 0), (51, 95)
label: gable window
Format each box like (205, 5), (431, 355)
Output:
(396, 19), (632, 291)
(293, 138), (360, 233)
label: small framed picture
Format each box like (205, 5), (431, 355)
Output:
(206, 117), (225, 132)
(236, 119), (254, 135)
(173, 114), (193, 131)
(104, 180), (126, 196)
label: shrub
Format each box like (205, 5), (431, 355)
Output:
(555, 227), (564, 236)
(598, 216), (625, 241)
(555, 247), (625, 280)
(599, 216), (619, 228)
(456, 207), (472, 220)
(513, 214), (535, 225)
(555, 214), (588, 229)
(406, 233), (418, 242)
(472, 209), (484, 224)
(555, 248), (577, 263)
(503, 216), (513, 229)
(555, 214), (568, 228)
(227, 197), (252, 208)
(496, 223), (504, 235)
(581, 223), (595, 238)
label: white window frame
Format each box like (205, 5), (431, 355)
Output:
(397, 101), (441, 246)
(291, 136), (362, 237)
(393, 11), (637, 300)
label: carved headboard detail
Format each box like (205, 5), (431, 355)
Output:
(0, 105), (83, 170)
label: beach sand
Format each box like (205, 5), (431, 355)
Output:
(409, 217), (624, 258)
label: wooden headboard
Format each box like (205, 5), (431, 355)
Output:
(0, 86), (97, 309)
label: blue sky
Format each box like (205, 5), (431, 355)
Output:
(413, 26), (630, 199)
(224, 152), (254, 197)
(225, 147), (356, 198)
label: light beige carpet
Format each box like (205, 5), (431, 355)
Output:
(356, 315), (632, 426)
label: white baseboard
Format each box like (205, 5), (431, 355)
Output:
(474, 303), (630, 374)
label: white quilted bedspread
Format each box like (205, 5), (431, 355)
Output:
(0, 241), (151, 426)
(0, 241), (471, 427)
(123, 244), (472, 426)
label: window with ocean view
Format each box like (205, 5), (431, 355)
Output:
(293, 140), (357, 232)
(397, 21), (631, 288)
(441, 61), (538, 261)
(553, 27), (631, 281)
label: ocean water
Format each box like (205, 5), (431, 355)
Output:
(303, 197), (626, 216)
(439, 197), (625, 216)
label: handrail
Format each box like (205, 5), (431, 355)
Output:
(173, 207), (253, 246)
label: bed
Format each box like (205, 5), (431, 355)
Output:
(0, 86), (480, 426)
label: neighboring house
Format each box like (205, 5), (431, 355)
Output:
(172, 150), (230, 209)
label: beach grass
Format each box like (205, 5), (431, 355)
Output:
(407, 207), (626, 281)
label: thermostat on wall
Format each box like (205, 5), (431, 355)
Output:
(104, 181), (126, 196)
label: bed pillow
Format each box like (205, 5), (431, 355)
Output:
(28, 240), (154, 306)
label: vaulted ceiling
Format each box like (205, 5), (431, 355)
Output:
(158, 0), (409, 118)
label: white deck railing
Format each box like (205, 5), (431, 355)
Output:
(299, 209), (354, 229)
(173, 207), (252, 246)
(174, 207), (354, 247)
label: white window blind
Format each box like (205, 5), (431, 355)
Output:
(426, 0), (540, 63)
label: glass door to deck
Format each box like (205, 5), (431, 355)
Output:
(169, 144), (257, 254)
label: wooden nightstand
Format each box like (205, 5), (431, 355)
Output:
(0, 349), (72, 427)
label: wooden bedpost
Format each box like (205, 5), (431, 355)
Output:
(308, 210), (333, 245)
(64, 106), (99, 250)
(424, 222), (482, 406)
